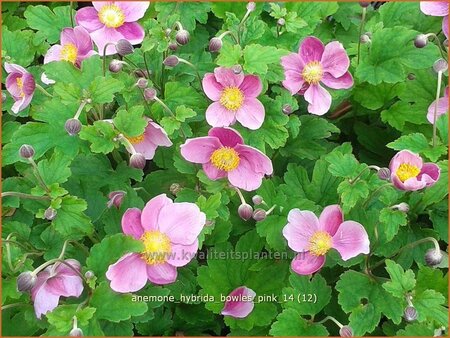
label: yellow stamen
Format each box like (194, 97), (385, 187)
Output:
(308, 231), (332, 256)
(98, 4), (126, 28)
(60, 43), (78, 64)
(302, 61), (323, 84)
(220, 87), (244, 111)
(210, 147), (240, 172)
(127, 134), (145, 144)
(396, 163), (421, 182)
(140, 231), (172, 265)
(16, 77), (25, 98)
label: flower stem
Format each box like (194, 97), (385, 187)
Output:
(357, 7), (367, 65)
(232, 186), (247, 205)
(27, 158), (51, 194)
(362, 182), (392, 208)
(432, 70), (443, 147)
(1, 191), (50, 200)
(316, 316), (343, 328)
(178, 58), (203, 88)
(74, 99), (89, 120)
(349, 165), (380, 185)
(116, 134), (137, 155)
(427, 33), (447, 60)
(69, 1), (74, 28)
(1, 303), (26, 311)
(102, 42), (116, 76)
(35, 84), (53, 98)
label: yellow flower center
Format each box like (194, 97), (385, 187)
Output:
(220, 87), (244, 111)
(16, 77), (25, 97)
(210, 147), (240, 172)
(60, 43), (78, 64)
(140, 231), (172, 265)
(302, 61), (323, 84)
(308, 231), (332, 256)
(126, 134), (145, 144)
(98, 4), (126, 28)
(396, 163), (421, 182)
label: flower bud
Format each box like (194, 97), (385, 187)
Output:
(359, 2), (370, 8)
(65, 118), (82, 136)
(134, 69), (149, 78)
(252, 208), (267, 221)
(364, 31), (372, 38)
(144, 88), (157, 101)
(252, 195), (263, 205)
(85, 270), (95, 279)
(232, 65), (243, 74)
(19, 144), (35, 159)
(433, 58), (448, 73)
(238, 203), (253, 221)
(394, 202), (410, 213)
(115, 39), (134, 56)
(277, 18), (286, 26)
(107, 190), (126, 209)
(414, 34), (428, 48)
(165, 28), (172, 37)
(170, 183), (182, 196)
(425, 248), (443, 267)
(17, 271), (36, 293)
(407, 73), (416, 81)
(109, 59), (124, 73)
(44, 207), (57, 220)
(136, 78), (148, 89)
(339, 326), (354, 337)
(163, 55), (180, 67)
(403, 306), (418, 322)
(176, 30), (190, 45)
(169, 42), (178, 51)
(209, 37), (223, 53)
(360, 34), (371, 44)
(70, 328), (83, 337)
(130, 153), (146, 169)
(2, 92), (6, 103)
(246, 2), (256, 12)
(282, 104), (292, 115)
(377, 167), (391, 181)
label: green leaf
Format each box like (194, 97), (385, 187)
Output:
(47, 305), (96, 333)
(353, 83), (400, 110)
(89, 76), (125, 104)
(155, 2), (211, 31)
(382, 259), (416, 298)
(379, 208), (408, 242)
(113, 106), (147, 137)
(270, 309), (328, 336)
(175, 105), (197, 122)
(196, 193), (221, 220)
(79, 121), (117, 154)
(414, 289), (448, 326)
(2, 27), (35, 67)
(52, 196), (93, 239)
(387, 133), (447, 162)
(397, 323), (435, 336)
(90, 282), (148, 322)
(37, 150), (72, 186)
(337, 180), (369, 213)
(243, 44), (288, 75)
(325, 151), (362, 178)
(381, 101), (427, 131)
(216, 42), (242, 67)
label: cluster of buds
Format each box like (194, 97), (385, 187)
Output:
(234, 188), (276, 222)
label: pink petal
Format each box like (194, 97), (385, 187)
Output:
(239, 74), (263, 98)
(304, 84), (332, 116)
(53, 259), (81, 277)
(391, 175), (426, 191)
(235, 98), (265, 130)
(299, 36), (325, 63)
(321, 72), (353, 90)
(21, 73), (36, 96)
(208, 127), (244, 147)
(11, 94), (33, 115)
(146, 121), (173, 147)
(141, 194), (173, 232)
(122, 207), (144, 239)
(332, 221), (370, 260)
(227, 157), (265, 191)
(32, 283), (61, 319)
(90, 26), (124, 56)
(46, 275), (83, 298)
(116, 22), (145, 44)
(4, 62), (27, 74)
(214, 67), (245, 88)
(291, 252), (326, 275)
(427, 95), (448, 123)
(443, 16), (449, 38)
(157, 203), (206, 245)
(282, 70), (306, 95)
(203, 162), (227, 180)
(234, 144), (273, 175)
(281, 52), (305, 71)
(166, 240), (199, 267)
(202, 73), (224, 101)
(420, 1), (449, 16)
(282, 209), (320, 252)
(419, 163), (441, 186)
(43, 45), (63, 64)
(92, 1), (113, 11)
(73, 26), (94, 56)
(320, 41), (350, 78)
(75, 7), (104, 32)
(6, 73), (22, 97)
(115, 1), (150, 22)
(389, 150), (423, 174)
(221, 286), (256, 318)
(180, 136), (221, 164)
(146, 262), (177, 285)
(132, 138), (158, 160)
(205, 101), (237, 127)
(319, 205), (343, 236)
(106, 253), (149, 292)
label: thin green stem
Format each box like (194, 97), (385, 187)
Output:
(357, 7), (367, 65)
(1, 192), (50, 200)
(349, 165), (380, 185)
(28, 158), (51, 194)
(316, 316), (343, 328)
(102, 42), (116, 76)
(362, 183), (392, 208)
(2, 303), (26, 311)
(69, 1), (74, 28)
(432, 70), (443, 147)
(35, 84), (53, 98)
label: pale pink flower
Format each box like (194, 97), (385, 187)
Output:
(4, 63), (35, 114)
(389, 150), (440, 191)
(180, 127), (273, 191)
(202, 67), (265, 130)
(106, 194), (206, 292)
(31, 259), (83, 319)
(75, 1), (149, 55)
(420, 1), (448, 38)
(221, 286), (256, 318)
(427, 86), (448, 123)
(283, 205), (369, 275)
(281, 36), (353, 115)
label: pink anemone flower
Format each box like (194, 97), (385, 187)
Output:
(106, 194), (206, 292)
(221, 286), (256, 319)
(125, 118), (173, 160)
(75, 1), (149, 55)
(282, 205), (370, 275)
(4, 63), (36, 115)
(420, 1), (449, 38)
(31, 259), (83, 319)
(281, 36), (353, 116)
(389, 150), (440, 191)
(180, 127), (273, 191)
(427, 86), (448, 123)
(42, 26), (96, 84)
(202, 67), (265, 130)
